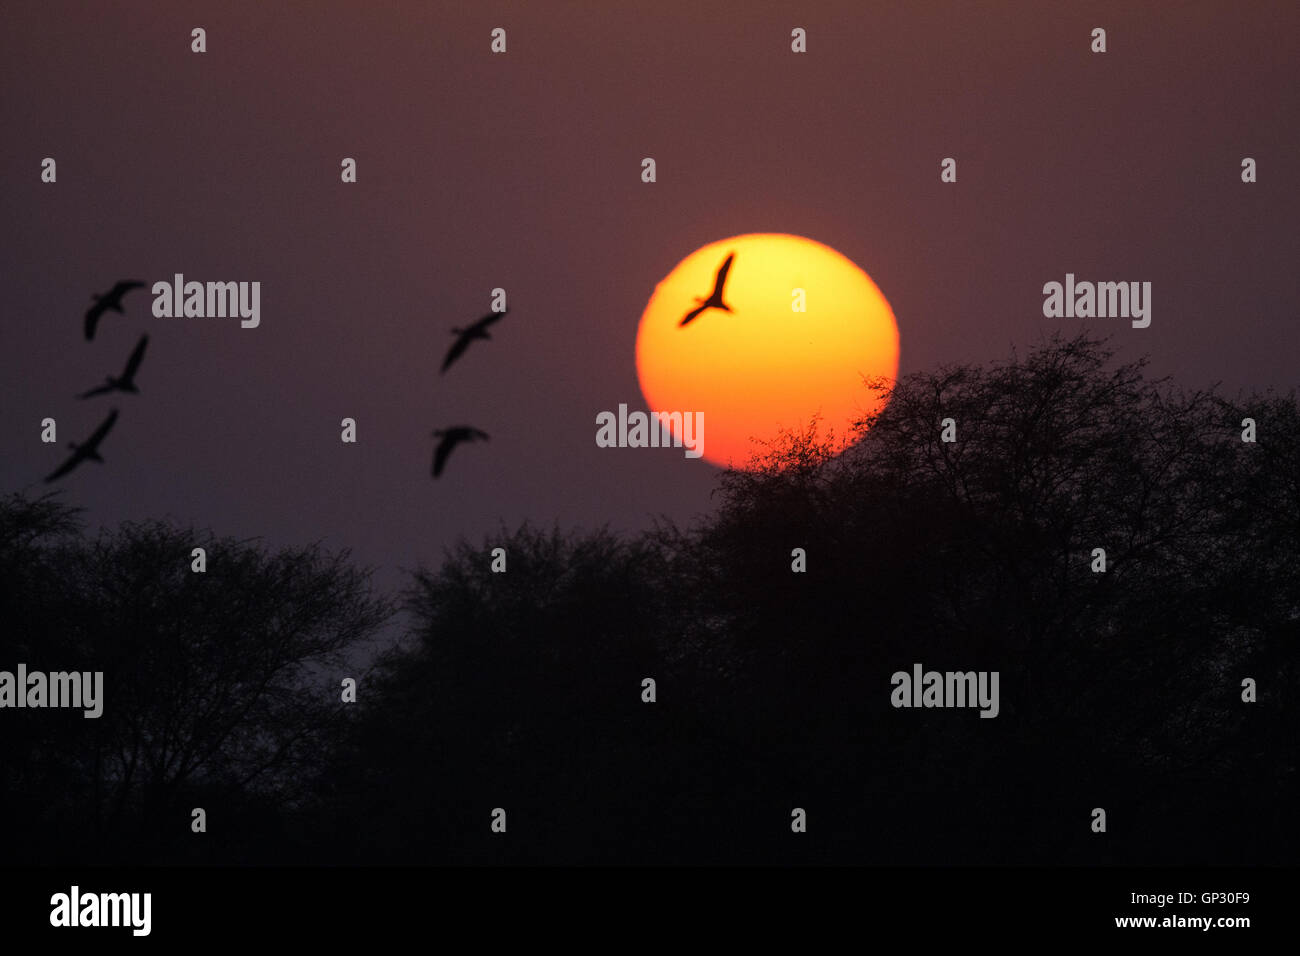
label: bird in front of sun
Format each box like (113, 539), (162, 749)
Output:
(678, 252), (735, 326)
(44, 409), (120, 483)
(84, 280), (146, 341)
(431, 426), (490, 478)
(442, 308), (508, 373)
(78, 335), (148, 399)
(638, 233), (899, 467)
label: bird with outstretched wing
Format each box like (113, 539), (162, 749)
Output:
(431, 426), (490, 478)
(84, 280), (146, 340)
(44, 409), (120, 483)
(78, 334), (149, 398)
(679, 253), (735, 326)
(442, 309), (508, 373)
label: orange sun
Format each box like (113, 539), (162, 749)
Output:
(635, 233), (900, 468)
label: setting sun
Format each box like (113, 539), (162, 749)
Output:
(635, 233), (900, 468)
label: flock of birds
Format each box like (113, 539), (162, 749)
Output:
(44, 280), (147, 483)
(432, 309), (502, 477)
(431, 251), (735, 475)
(44, 254), (737, 484)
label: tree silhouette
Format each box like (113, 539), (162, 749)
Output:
(5, 332), (1294, 865)
(683, 332), (1297, 862)
(324, 524), (696, 863)
(0, 500), (392, 863)
(349, 332), (1297, 863)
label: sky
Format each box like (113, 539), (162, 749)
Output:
(2, 0), (1297, 597)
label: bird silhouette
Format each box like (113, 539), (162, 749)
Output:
(84, 281), (146, 341)
(43, 409), (119, 483)
(78, 335), (149, 399)
(431, 426), (489, 477)
(442, 309), (508, 373)
(679, 253), (735, 326)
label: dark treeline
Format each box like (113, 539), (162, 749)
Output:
(2, 334), (1295, 864)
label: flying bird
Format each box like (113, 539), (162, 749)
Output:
(78, 335), (149, 399)
(679, 253), (735, 326)
(85, 280), (146, 340)
(442, 309), (508, 373)
(431, 426), (489, 478)
(43, 409), (119, 483)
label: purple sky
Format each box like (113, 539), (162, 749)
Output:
(3, 1), (1297, 595)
